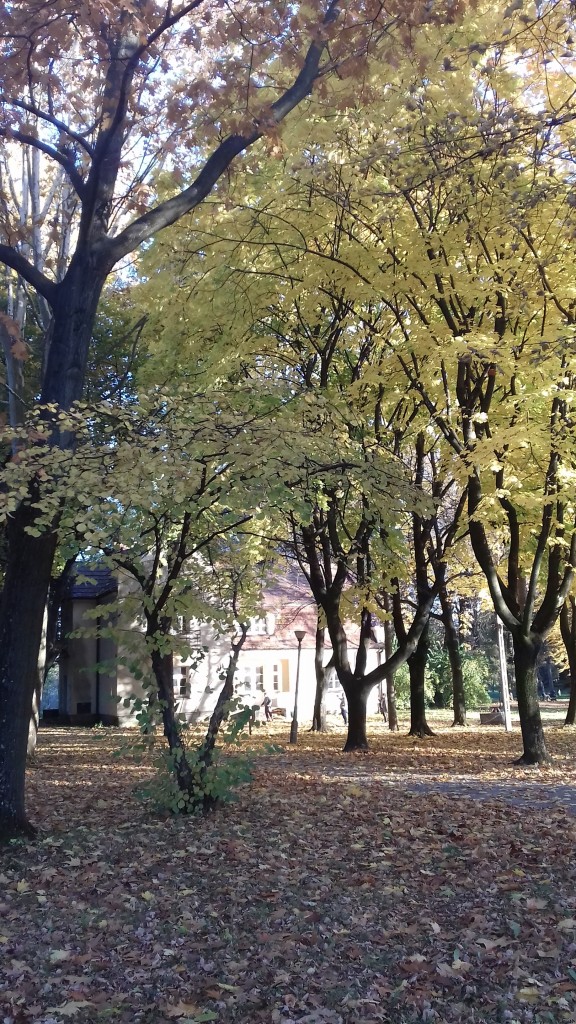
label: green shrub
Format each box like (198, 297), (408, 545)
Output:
(390, 641), (492, 711)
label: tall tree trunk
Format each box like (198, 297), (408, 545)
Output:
(512, 634), (550, 764)
(566, 670), (576, 728)
(27, 682), (42, 760)
(0, 510), (57, 837)
(560, 598), (576, 726)
(343, 685), (371, 751)
(383, 593), (398, 731)
(440, 585), (466, 726)
(310, 624), (330, 732)
(0, 268), (107, 834)
(27, 605), (48, 760)
(408, 623), (434, 738)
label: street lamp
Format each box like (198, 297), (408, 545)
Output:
(290, 629), (306, 744)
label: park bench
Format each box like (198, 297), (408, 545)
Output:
(479, 705), (505, 725)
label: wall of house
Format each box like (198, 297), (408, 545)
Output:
(60, 582), (383, 728)
(114, 641), (383, 727)
(59, 595), (117, 724)
(232, 648), (382, 720)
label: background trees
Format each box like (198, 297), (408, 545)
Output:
(0, 0), (421, 835)
(2, 0), (576, 831)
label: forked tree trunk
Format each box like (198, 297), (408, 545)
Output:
(408, 624), (434, 738)
(440, 586), (466, 726)
(512, 634), (550, 764)
(198, 626), (247, 811)
(343, 685), (371, 751)
(560, 599), (576, 727)
(150, 646), (196, 797)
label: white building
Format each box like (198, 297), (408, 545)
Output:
(56, 564), (382, 727)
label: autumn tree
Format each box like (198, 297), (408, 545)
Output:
(5, 384), (293, 808)
(0, 0), (449, 836)
(177, 1), (576, 762)
(351, 49), (576, 762)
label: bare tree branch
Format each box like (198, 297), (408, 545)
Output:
(0, 128), (86, 197)
(104, 0), (341, 265)
(0, 244), (56, 305)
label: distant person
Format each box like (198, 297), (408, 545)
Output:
(378, 693), (388, 721)
(538, 658), (552, 700)
(549, 658), (559, 700)
(262, 694), (272, 721)
(340, 694), (348, 725)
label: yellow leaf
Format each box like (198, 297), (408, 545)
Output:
(49, 949), (71, 963)
(46, 1001), (94, 1016)
(516, 987), (540, 1003)
(164, 1001), (203, 1018)
(476, 936), (509, 951)
(344, 785), (363, 798)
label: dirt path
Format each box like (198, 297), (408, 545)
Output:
(257, 752), (576, 816)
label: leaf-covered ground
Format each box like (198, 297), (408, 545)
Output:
(2, 714), (576, 1024)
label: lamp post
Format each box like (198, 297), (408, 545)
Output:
(290, 629), (306, 744)
(496, 616), (512, 732)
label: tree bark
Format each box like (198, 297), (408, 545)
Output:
(566, 666), (576, 728)
(0, 267), (107, 834)
(197, 626), (247, 810)
(310, 624), (329, 732)
(343, 685), (370, 751)
(440, 585), (466, 726)
(512, 634), (550, 764)
(408, 623), (434, 738)
(150, 645), (197, 797)
(0, 508), (57, 837)
(560, 598), (576, 726)
(383, 593), (399, 731)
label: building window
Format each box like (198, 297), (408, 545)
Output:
(272, 664), (280, 692)
(248, 617), (267, 636)
(238, 665), (264, 693)
(326, 669), (340, 691)
(175, 667), (189, 697)
(176, 617), (201, 646)
(265, 613), (276, 635)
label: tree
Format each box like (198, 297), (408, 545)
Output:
(560, 596), (576, 727)
(237, 12), (576, 762)
(0, 0), (424, 836)
(309, 615), (334, 734)
(26, 386), (281, 808)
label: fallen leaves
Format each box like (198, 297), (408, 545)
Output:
(1, 721), (575, 1023)
(46, 999), (95, 1016)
